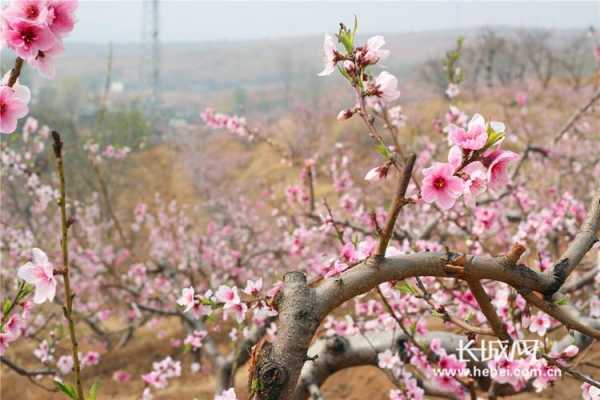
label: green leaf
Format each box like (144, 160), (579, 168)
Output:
(409, 321), (416, 335)
(375, 143), (391, 160)
(337, 65), (351, 82)
(337, 23), (354, 54)
(395, 281), (417, 295)
(200, 298), (215, 306)
(54, 380), (77, 399)
(2, 299), (12, 316)
(88, 382), (99, 400)
(554, 297), (569, 306)
(431, 309), (444, 319)
(485, 126), (505, 147)
(351, 15), (359, 43)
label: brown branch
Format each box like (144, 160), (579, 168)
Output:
(90, 161), (129, 248)
(554, 88), (600, 143)
(546, 189), (600, 295)
(376, 286), (431, 355)
(0, 356), (55, 376)
(253, 272), (319, 400)
(7, 57), (24, 88)
(465, 279), (510, 341)
(294, 331), (468, 400)
(561, 268), (598, 293)
(0, 356), (57, 392)
(520, 290), (600, 340)
(52, 131), (86, 400)
(323, 199), (344, 245)
(306, 166), (315, 213)
(543, 355), (600, 389)
(375, 153), (416, 257)
(314, 247), (600, 340)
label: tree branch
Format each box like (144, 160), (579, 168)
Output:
(553, 88), (600, 143)
(375, 154), (416, 257)
(465, 279), (510, 341)
(293, 331), (467, 400)
(545, 189), (600, 295)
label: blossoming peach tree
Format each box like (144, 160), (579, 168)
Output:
(2, 10), (600, 400)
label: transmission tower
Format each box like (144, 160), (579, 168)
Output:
(141, 0), (161, 114)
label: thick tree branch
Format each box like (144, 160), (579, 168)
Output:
(254, 272), (320, 400)
(561, 268), (598, 293)
(519, 291), (600, 339)
(315, 252), (555, 320)
(293, 331), (468, 400)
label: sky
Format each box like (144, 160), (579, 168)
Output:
(66, 1), (600, 43)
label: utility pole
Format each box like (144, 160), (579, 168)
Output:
(141, 0), (161, 116)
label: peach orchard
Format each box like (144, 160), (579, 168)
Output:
(1, 3), (600, 400)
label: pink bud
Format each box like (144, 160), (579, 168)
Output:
(337, 109), (354, 121)
(561, 345), (579, 358)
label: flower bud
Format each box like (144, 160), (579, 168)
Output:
(337, 108), (355, 121)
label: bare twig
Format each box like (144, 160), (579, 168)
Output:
(7, 57), (24, 88)
(375, 154), (416, 257)
(546, 189), (600, 295)
(554, 88), (600, 143)
(466, 279), (511, 341)
(52, 131), (86, 400)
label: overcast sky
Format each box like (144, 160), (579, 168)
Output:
(68, 1), (600, 43)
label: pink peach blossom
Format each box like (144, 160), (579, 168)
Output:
(0, 334), (10, 356)
(46, 0), (78, 36)
(361, 35), (390, 65)
(582, 382), (600, 400)
(0, 86), (29, 134)
(215, 285), (240, 305)
(486, 149), (518, 192)
(529, 312), (551, 336)
(318, 34), (337, 76)
(3, 314), (24, 341)
(184, 330), (207, 350)
(112, 370), (131, 382)
(448, 113), (488, 150)
(3, 0), (50, 25)
(367, 71), (401, 105)
(177, 286), (195, 312)
(17, 248), (56, 304)
(445, 83), (460, 98)
(462, 161), (487, 207)
(5, 19), (56, 60)
(447, 145), (462, 170)
(445, 105), (467, 127)
(81, 351), (100, 367)
(57, 355), (73, 375)
(31, 40), (63, 78)
(243, 279), (262, 296)
(2, 71), (32, 104)
(421, 162), (464, 210)
(560, 344), (579, 358)
(364, 164), (389, 182)
(224, 301), (247, 323)
(515, 91), (528, 107)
